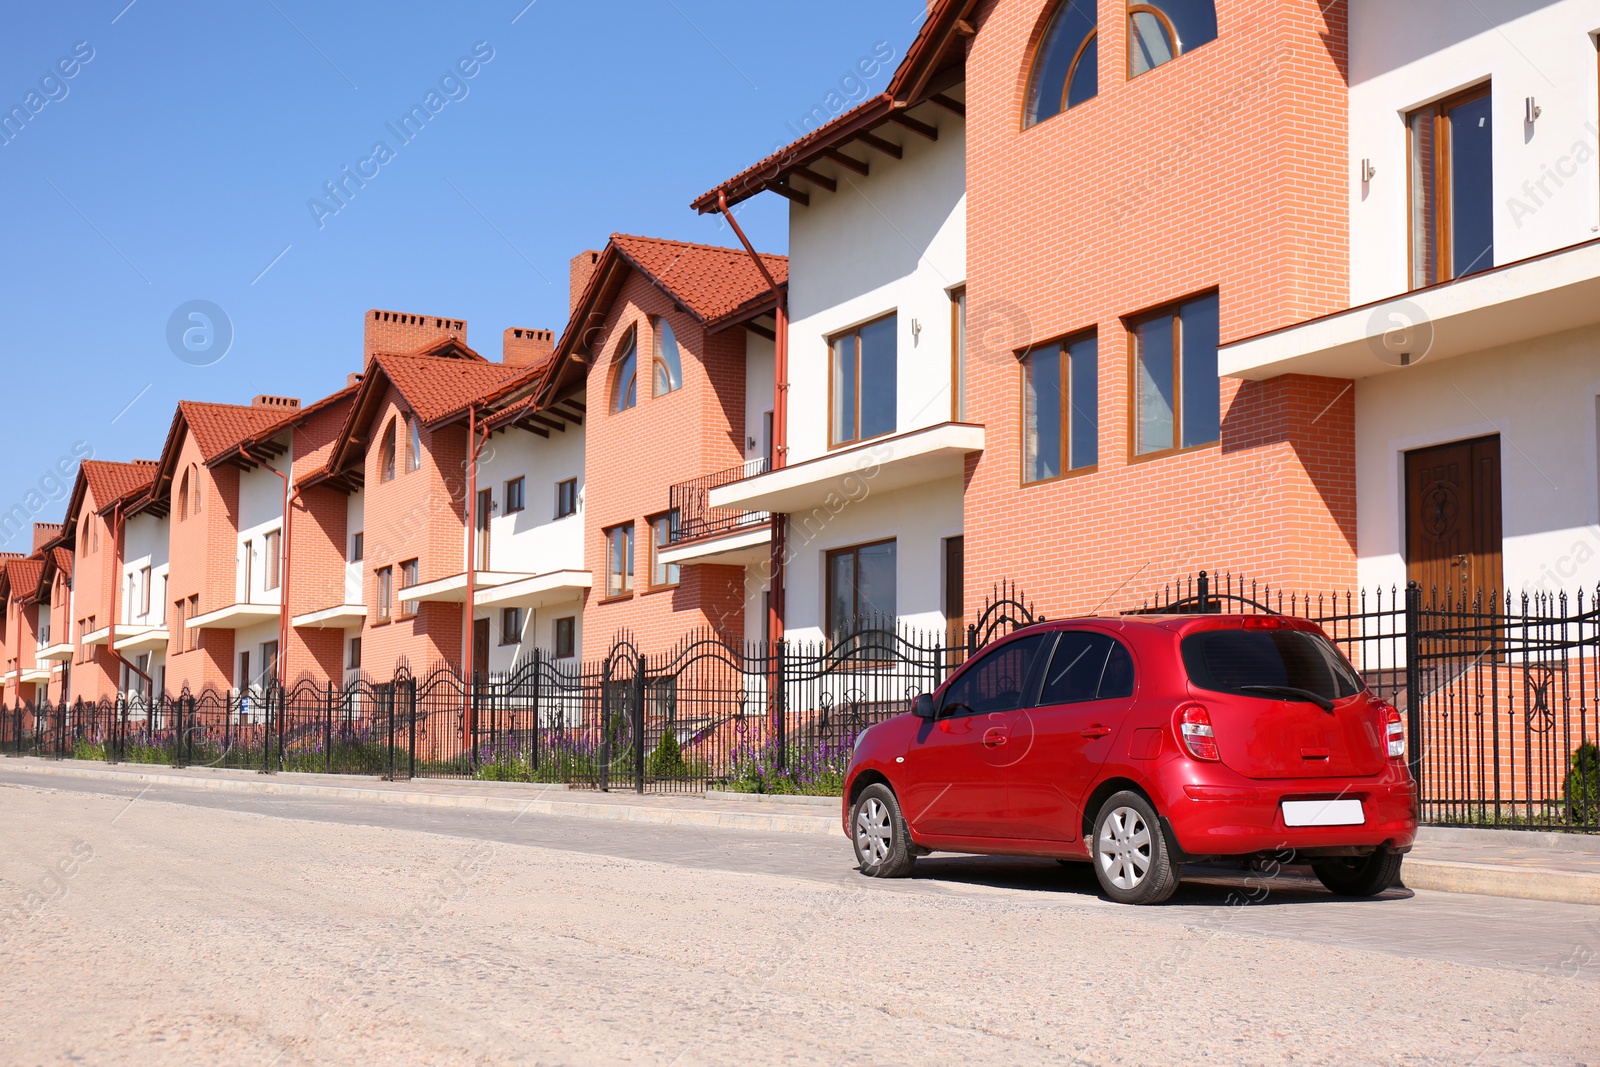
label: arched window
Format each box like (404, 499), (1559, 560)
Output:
(1128, 0), (1216, 77)
(653, 317), (683, 397)
(1026, 0), (1098, 127)
(379, 419), (397, 482)
(189, 466), (201, 515)
(406, 417), (422, 472)
(178, 469), (189, 521)
(610, 329), (638, 413)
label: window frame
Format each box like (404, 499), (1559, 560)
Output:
(648, 510), (681, 590)
(824, 538), (898, 642)
(1023, 0), (1100, 129)
(1020, 329), (1100, 486)
(263, 528), (282, 591)
(504, 476), (525, 515)
(610, 327), (639, 413)
(652, 315), (684, 398)
(950, 287), (967, 422)
(406, 417), (423, 473)
(1407, 81), (1494, 290)
(499, 606), (522, 646)
(603, 522), (634, 600)
(374, 566), (393, 624)
(139, 566), (152, 616)
(347, 635), (362, 671)
(1034, 627), (1137, 707)
(379, 419), (397, 483)
(186, 596), (199, 651)
(350, 531), (364, 562)
(555, 478), (577, 519)
(1125, 290), (1221, 463)
(1125, 0), (1218, 80)
(828, 312), (898, 449)
(554, 616), (576, 659)
(398, 558), (420, 619)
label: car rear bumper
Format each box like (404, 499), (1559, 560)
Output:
(1157, 763), (1418, 859)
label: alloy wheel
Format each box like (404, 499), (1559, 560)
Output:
(855, 796), (892, 865)
(1097, 805), (1153, 890)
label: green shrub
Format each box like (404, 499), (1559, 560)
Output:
(646, 729), (686, 778)
(1566, 742), (1599, 828)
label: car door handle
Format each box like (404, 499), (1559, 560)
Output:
(982, 727), (1008, 747)
(1081, 725), (1112, 739)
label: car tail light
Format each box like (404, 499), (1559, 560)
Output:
(1378, 700), (1405, 759)
(1241, 616), (1289, 630)
(1176, 703), (1220, 761)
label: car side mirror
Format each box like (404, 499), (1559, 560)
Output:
(912, 693), (936, 720)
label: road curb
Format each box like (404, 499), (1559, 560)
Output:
(1400, 858), (1600, 907)
(0, 760), (840, 837)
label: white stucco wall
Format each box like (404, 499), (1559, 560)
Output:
(235, 437), (292, 607)
(1355, 322), (1600, 597)
(743, 333), (776, 464)
(120, 512), (170, 627)
(477, 423), (585, 575)
(781, 477), (965, 645)
(1349, 0), (1600, 305)
(785, 106), (966, 464)
(345, 488), (365, 604)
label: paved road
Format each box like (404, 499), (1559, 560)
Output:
(2, 769), (1597, 1066)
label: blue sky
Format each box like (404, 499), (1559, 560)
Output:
(0, 0), (927, 546)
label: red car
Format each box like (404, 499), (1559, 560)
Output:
(842, 614), (1417, 904)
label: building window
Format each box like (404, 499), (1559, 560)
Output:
(347, 636), (362, 670)
(830, 314), (897, 447)
(261, 640), (279, 690)
(1128, 0), (1216, 77)
(611, 329), (638, 413)
(649, 511), (680, 589)
(178, 470), (189, 521)
(375, 566), (393, 623)
(826, 540), (897, 642)
(951, 288), (968, 421)
(350, 531), (363, 562)
(653, 317), (683, 396)
(264, 529), (282, 591)
(505, 476), (525, 514)
(554, 616), (576, 659)
(399, 558), (419, 618)
(604, 523), (634, 598)
(380, 419), (397, 482)
(242, 540), (254, 602)
(1131, 291), (1220, 457)
(555, 478), (578, 518)
(1023, 333), (1099, 482)
(407, 417), (423, 472)
(1409, 84), (1494, 289)
(237, 650), (251, 693)
(186, 596), (199, 651)
(139, 566), (152, 616)
(1026, 0), (1098, 126)
(500, 606), (523, 645)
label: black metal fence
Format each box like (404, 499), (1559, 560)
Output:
(668, 458), (771, 544)
(4, 574), (1595, 833)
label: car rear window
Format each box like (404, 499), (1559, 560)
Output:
(1180, 628), (1363, 701)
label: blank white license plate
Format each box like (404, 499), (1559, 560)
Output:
(1281, 799), (1365, 827)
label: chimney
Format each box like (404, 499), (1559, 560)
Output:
(32, 523), (63, 554)
(570, 250), (602, 316)
(503, 327), (555, 368)
(346, 372), (363, 388)
(252, 395), (301, 411)
(363, 309), (467, 362)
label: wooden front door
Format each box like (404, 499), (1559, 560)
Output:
(943, 535), (965, 644)
(473, 618), (491, 680)
(1405, 435), (1503, 601)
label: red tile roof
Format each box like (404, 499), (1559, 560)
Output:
(81, 459), (158, 513)
(609, 234), (789, 326)
(375, 352), (526, 426)
(50, 547), (71, 582)
(3, 559), (43, 602)
(178, 401), (297, 463)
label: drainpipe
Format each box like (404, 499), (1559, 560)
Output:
(717, 190), (787, 646)
(107, 501), (152, 697)
(461, 405), (491, 740)
(252, 450), (294, 693)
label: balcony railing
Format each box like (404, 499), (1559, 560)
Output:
(669, 458), (771, 544)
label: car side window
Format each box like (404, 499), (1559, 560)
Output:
(1037, 630), (1135, 705)
(942, 634), (1052, 716)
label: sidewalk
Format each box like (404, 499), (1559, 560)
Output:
(3, 757), (1596, 907)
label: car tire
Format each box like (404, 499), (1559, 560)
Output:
(850, 783), (916, 878)
(1091, 791), (1182, 905)
(1311, 848), (1402, 897)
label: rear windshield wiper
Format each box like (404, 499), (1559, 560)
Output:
(1237, 685), (1335, 713)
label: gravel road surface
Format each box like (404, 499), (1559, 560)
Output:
(1, 770), (1597, 1066)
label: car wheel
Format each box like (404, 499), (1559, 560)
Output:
(1091, 791), (1182, 905)
(1312, 848), (1402, 897)
(850, 783), (916, 878)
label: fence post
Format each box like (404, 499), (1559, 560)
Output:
(323, 682), (334, 775)
(1404, 581), (1424, 814)
(632, 653), (647, 794)
(185, 696), (196, 768)
(599, 658), (613, 793)
(260, 690), (271, 775)
(387, 680), (397, 780)
(530, 648), (543, 773)
(775, 641), (788, 774)
(1197, 570), (1212, 614)
(407, 678), (417, 780)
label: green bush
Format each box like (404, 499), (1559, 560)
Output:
(646, 729), (686, 778)
(1566, 742), (1599, 828)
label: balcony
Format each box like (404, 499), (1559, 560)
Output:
(37, 641), (74, 662)
(186, 603), (281, 630)
(1219, 237), (1600, 381)
(113, 626), (170, 654)
(663, 459), (773, 567)
(20, 667), (52, 685)
(291, 604), (367, 630)
(708, 423), (985, 515)
(400, 569), (591, 609)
